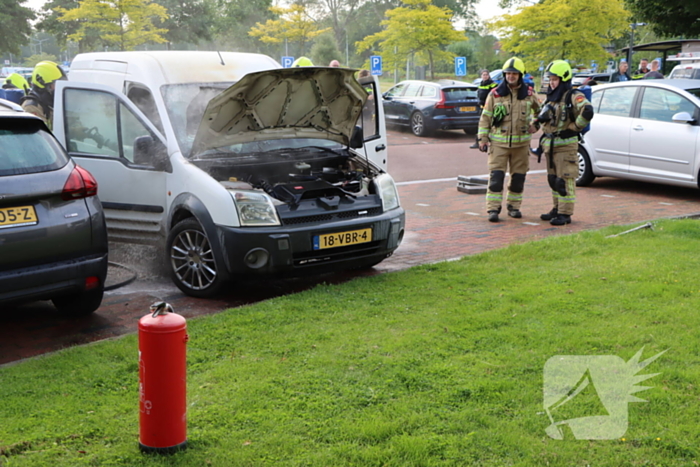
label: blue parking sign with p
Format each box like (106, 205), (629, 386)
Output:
(282, 56), (294, 68)
(455, 57), (466, 76)
(370, 56), (382, 76)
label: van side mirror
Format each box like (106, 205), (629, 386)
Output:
(134, 135), (171, 172)
(350, 125), (364, 148)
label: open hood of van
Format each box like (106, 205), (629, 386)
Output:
(190, 67), (367, 157)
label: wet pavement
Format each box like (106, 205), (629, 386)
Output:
(2, 130), (700, 366)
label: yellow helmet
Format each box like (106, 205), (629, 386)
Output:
(31, 61), (67, 89)
(4, 73), (29, 91)
(545, 60), (573, 82)
(502, 57), (525, 75)
(292, 56), (314, 67)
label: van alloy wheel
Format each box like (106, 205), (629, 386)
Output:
(167, 218), (227, 297)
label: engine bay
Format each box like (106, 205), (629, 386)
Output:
(190, 150), (379, 209)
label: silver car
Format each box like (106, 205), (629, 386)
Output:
(578, 79), (700, 188)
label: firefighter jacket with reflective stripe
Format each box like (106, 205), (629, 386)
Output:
(478, 81), (541, 148)
(477, 79), (497, 106)
(540, 89), (592, 148)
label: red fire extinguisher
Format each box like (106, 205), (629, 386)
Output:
(138, 301), (188, 453)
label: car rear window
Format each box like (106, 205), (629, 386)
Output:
(0, 119), (68, 176)
(443, 88), (477, 99)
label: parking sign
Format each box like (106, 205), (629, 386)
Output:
(281, 56), (294, 68)
(455, 57), (466, 76)
(370, 56), (382, 76)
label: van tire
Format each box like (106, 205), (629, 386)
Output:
(167, 218), (228, 298)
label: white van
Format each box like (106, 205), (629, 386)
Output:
(53, 51), (404, 297)
(667, 52), (700, 79)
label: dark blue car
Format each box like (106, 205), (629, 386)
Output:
(382, 80), (481, 137)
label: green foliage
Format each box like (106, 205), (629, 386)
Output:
(491, 0), (631, 71)
(23, 53), (59, 67)
(37, 0), (102, 53)
(57, 0), (169, 51)
(0, 0), (35, 55)
(249, 4), (331, 56)
(625, 0), (700, 37)
(311, 33), (343, 67)
(356, 0), (467, 80)
(2, 218), (699, 465)
(214, 0), (275, 54)
(152, 0), (216, 47)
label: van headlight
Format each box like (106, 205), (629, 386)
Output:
(374, 173), (400, 212)
(232, 191), (281, 226)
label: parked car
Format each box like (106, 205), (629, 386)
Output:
(0, 99), (108, 315)
(572, 72), (612, 87)
(577, 79), (700, 189)
(472, 69), (503, 86)
(52, 52), (404, 298)
(669, 62), (700, 80)
(382, 79), (480, 136)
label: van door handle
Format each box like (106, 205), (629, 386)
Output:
(375, 144), (386, 152)
(633, 125), (644, 131)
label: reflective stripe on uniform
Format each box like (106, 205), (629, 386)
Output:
(489, 133), (532, 144)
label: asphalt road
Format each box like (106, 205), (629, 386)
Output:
(2, 126), (698, 365)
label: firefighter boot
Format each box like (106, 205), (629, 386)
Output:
(540, 208), (558, 221)
(550, 214), (571, 226)
(507, 204), (522, 218)
(488, 210), (500, 222)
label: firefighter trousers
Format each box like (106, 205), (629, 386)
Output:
(486, 145), (529, 212)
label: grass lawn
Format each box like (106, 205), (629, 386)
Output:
(1, 219), (699, 466)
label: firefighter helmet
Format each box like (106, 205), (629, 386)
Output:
(4, 73), (29, 91)
(31, 61), (67, 89)
(502, 57), (526, 75)
(545, 60), (573, 82)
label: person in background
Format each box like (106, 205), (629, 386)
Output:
(477, 57), (540, 222)
(610, 60), (631, 82)
(632, 58), (650, 79)
(292, 56), (314, 67)
(644, 59), (664, 79)
(20, 61), (67, 129)
(329, 60), (340, 67)
(471, 69), (497, 149)
(3, 73), (29, 93)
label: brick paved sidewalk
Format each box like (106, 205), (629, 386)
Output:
(2, 171), (699, 365)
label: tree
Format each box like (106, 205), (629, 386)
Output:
(215, 0), (275, 53)
(249, 4), (331, 57)
(152, 0), (216, 48)
(491, 0), (630, 70)
(0, 0), (35, 55)
(624, 0), (700, 37)
(23, 53), (59, 67)
(356, 0), (466, 80)
(311, 33), (342, 66)
(57, 0), (169, 51)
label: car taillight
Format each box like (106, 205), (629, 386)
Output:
(434, 91), (454, 109)
(62, 165), (98, 200)
(85, 276), (100, 290)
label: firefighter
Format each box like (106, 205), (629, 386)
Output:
(21, 61), (67, 129)
(470, 69), (497, 149)
(478, 57), (541, 222)
(537, 60), (594, 226)
(3, 73), (29, 93)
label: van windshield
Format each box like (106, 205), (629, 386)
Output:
(161, 82), (232, 156)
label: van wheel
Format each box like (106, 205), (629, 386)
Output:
(167, 218), (227, 298)
(576, 145), (595, 186)
(53, 288), (104, 316)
